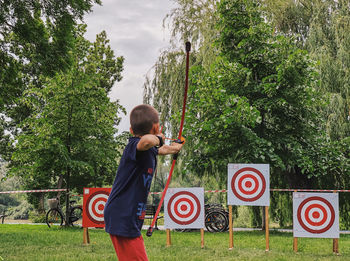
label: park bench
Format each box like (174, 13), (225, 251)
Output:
(144, 205), (163, 230)
(0, 212), (8, 224)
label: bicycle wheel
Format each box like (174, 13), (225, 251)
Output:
(69, 206), (83, 226)
(208, 211), (228, 232)
(46, 208), (64, 228)
(205, 212), (217, 232)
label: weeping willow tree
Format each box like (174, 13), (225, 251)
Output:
(261, 0), (350, 140)
(144, 0), (219, 136)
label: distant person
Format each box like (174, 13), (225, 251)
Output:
(104, 104), (184, 261)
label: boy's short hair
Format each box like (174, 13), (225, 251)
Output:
(130, 104), (159, 135)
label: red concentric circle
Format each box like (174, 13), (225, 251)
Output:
(167, 191), (201, 225)
(231, 167), (266, 202)
(86, 191), (109, 224)
(297, 196), (335, 234)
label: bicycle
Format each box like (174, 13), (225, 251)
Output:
(175, 203), (229, 233)
(46, 197), (83, 228)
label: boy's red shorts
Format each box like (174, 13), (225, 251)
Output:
(110, 234), (148, 261)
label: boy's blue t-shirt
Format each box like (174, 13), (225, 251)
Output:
(104, 136), (158, 237)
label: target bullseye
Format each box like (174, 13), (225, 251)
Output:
(297, 196), (335, 234)
(231, 167), (266, 202)
(86, 191), (109, 224)
(167, 191), (201, 225)
(312, 211), (320, 219)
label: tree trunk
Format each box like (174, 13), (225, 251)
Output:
(38, 193), (45, 214)
(65, 167), (70, 226)
(65, 101), (73, 226)
(56, 175), (64, 199)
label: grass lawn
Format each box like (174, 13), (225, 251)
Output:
(0, 225), (349, 260)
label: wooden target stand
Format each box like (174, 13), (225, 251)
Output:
(293, 232), (339, 254)
(82, 187), (112, 245)
(83, 227), (90, 245)
(164, 187), (205, 248)
(228, 205), (270, 251)
(166, 228), (205, 248)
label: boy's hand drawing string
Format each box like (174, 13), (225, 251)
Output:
(146, 42), (191, 237)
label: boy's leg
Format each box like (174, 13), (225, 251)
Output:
(110, 234), (148, 261)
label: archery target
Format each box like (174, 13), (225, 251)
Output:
(165, 187), (204, 229)
(293, 192), (339, 238)
(228, 164), (270, 206)
(83, 187), (111, 228)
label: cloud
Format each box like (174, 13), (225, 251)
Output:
(84, 0), (174, 131)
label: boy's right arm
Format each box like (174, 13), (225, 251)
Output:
(137, 134), (163, 151)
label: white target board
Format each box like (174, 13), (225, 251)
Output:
(164, 187), (204, 229)
(293, 192), (339, 238)
(227, 164), (270, 206)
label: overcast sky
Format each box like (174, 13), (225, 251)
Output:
(84, 0), (175, 132)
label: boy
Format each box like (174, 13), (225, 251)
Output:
(104, 104), (183, 261)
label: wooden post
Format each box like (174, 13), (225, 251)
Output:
(265, 206), (269, 251)
(83, 227), (90, 245)
(166, 229), (171, 247)
(332, 191), (339, 254)
(201, 228), (204, 248)
(293, 237), (298, 252)
(293, 189), (297, 252)
(333, 238), (339, 254)
(229, 205), (233, 250)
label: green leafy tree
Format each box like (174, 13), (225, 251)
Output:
(261, 0), (350, 229)
(10, 26), (125, 221)
(0, 0), (101, 161)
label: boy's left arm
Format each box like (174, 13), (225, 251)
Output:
(158, 142), (183, 155)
